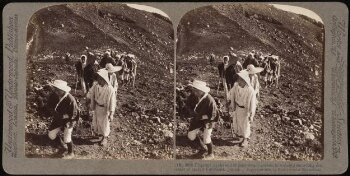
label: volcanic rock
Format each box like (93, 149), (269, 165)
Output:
(304, 132), (315, 141)
(282, 116), (290, 121)
(162, 130), (174, 138)
(288, 110), (301, 116)
(292, 118), (303, 126)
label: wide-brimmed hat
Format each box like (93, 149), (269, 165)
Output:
(96, 69), (110, 85)
(237, 70), (251, 86)
(246, 64), (264, 74)
(188, 80), (210, 93)
(49, 80), (71, 92)
(105, 63), (122, 73)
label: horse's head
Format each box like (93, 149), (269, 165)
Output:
(86, 52), (97, 65)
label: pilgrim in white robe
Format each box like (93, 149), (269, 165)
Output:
(250, 74), (260, 99)
(228, 82), (257, 138)
(87, 82), (116, 137)
(109, 73), (118, 95)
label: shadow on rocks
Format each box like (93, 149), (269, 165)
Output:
(175, 135), (198, 149)
(212, 137), (242, 147)
(72, 136), (97, 145)
(26, 150), (66, 158)
(25, 133), (51, 147)
(26, 132), (98, 146)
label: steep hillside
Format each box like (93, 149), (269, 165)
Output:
(176, 4), (323, 160)
(26, 3), (174, 159)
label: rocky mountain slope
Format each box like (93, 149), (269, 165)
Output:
(176, 4), (323, 160)
(26, 3), (174, 159)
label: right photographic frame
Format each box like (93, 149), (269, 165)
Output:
(175, 3), (324, 161)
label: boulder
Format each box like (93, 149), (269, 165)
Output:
(151, 117), (161, 123)
(161, 123), (168, 130)
(131, 112), (138, 117)
(292, 118), (303, 126)
(273, 114), (281, 121)
(274, 142), (283, 148)
(304, 132), (315, 141)
(141, 114), (149, 119)
(178, 122), (187, 130)
(282, 116), (290, 121)
(133, 140), (142, 146)
(163, 130), (174, 138)
(288, 110), (301, 116)
(284, 149), (290, 155)
(291, 153), (299, 160)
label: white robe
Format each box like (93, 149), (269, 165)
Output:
(108, 73), (118, 94)
(109, 73), (118, 112)
(228, 83), (257, 138)
(87, 82), (116, 137)
(79, 77), (87, 94)
(250, 74), (260, 98)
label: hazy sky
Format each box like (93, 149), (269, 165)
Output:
(271, 4), (323, 23)
(127, 4), (170, 18)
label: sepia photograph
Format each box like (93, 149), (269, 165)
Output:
(175, 3), (324, 160)
(25, 3), (174, 159)
(2, 1), (349, 174)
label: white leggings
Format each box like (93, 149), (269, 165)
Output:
(187, 127), (213, 144)
(48, 127), (73, 143)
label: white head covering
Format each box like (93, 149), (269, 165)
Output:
(246, 64), (264, 74)
(237, 70), (251, 86)
(223, 55), (230, 62)
(96, 69), (111, 85)
(105, 63), (122, 73)
(81, 55), (87, 66)
(189, 80), (210, 93)
(49, 80), (71, 92)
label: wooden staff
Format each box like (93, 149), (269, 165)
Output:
(223, 78), (229, 102)
(132, 64), (137, 88)
(74, 74), (79, 94)
(216, 78), (221, 95)
(231, 116), (235, 139)
(223, 79), (236, 139)
(88, 110), (94, 136)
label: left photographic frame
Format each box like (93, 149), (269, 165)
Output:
(25, 2), (175, 160)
